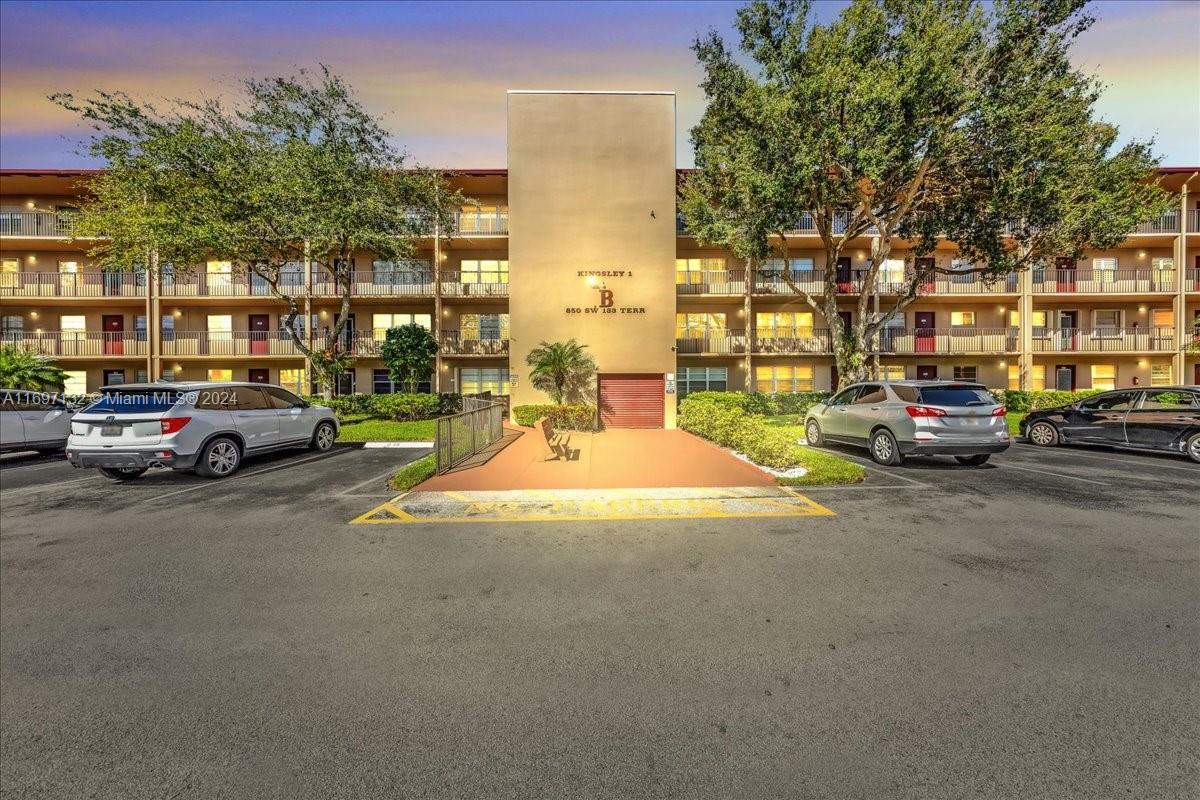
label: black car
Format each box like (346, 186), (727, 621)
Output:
(1021, 386), (1200, 463)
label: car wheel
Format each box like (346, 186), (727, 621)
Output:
(1027, 421), (1059, 447)
(805, 419), (824, 447)
(954, 454), (991, 467)
(1187, 432), (1200, 464)
(870, 429), (904, 466)
(310, 421), (336, 451)
(196, 437), (241, 479)
(97, 467), (148, 481)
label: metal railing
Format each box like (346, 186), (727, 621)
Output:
(312, 270), (434, 297)
(1188, 209), (1200, 233)
(0, 271), (143, 298)
(3, 331), (148, 357)
(162, 331), (303, 357)
(876, 328), (1018, 354)
(675, 270), (748, 295)
(1031, 327), (1177, 353)
(1130, 211), (1179, 234)
(440, 331), (509, 356)
(0, 211), (78, 237)
(435, 397), (506, 474)
(674, 331), (747, 355)
(1032, 269), (1176, 293)
(439, 272), (509, 297)
(752, 329), (834, 354)
(453, 209), (509, 235)
(1187, 269), (1200, 291)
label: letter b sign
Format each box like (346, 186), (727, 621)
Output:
(598, 289), (614, 308)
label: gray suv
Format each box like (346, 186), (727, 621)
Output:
(804, 380), (1011, 466)
(66, 382), (338, 480)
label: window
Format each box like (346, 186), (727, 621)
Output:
(761, 257), (815, 275)
(1080, 391), (1137, 411)
(373, 259), (431, 285)
(678, 367), (728, 398)
(135, 315), (147, 342)
(755, 312), (812, 337)
(461, 313), (510, 341)
(459, 259), (508, 284)
(1092, 257), (1117, 282)
(0, 258), (17, 288)
(279, 368), (307, 394)
(1151, 257), (1173, 272)
(207, 369), (233, 382)
(918, 386), (997, 406)
(63, 370), (87, 395)
(1010, 310), (1049, 330)
(279, 314), (319, 340)
(135, 369), (148, 384)
(950, 311), (975, 327)
(160, 369), (175, 382)
(880, 258), (906, 285)
(891, 385), (920, 403)
(459, 367), (510, 396)
(1006, 364), (1046, 390)
(675, 257), (725, 284)
(1140, 389), (1197, 409)
(949, 259), (976, 283)
(879, 365), (906, 381)
(373, 369), (431, 394)
(828, 386), (860, 406)
(60, 315), (85, 341)
(198, 387), (268, 411)
(1150, 364), (1173, 387)
(676, 313), (727, 338)
(372, 312), (432, 341)
(1091, 364), (1116, 391)
(853, 384), (886, 404)
(207, 315), (233, 342)
(457, 204), (506, 234)
(161, 314), (175, 341)
(952, 365), (978, 381)
(1094, 310), (1120, 331)
(1151, 309), (1173, 330)
(1, 315), (23, 339)
(754, 365), (814, 393)
(206, 260), (233, 289)
(263, 386), (304, 409)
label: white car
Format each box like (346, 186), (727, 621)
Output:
(0, 388), (74, 454)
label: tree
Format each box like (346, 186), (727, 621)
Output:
(380, 324), (438, 392)
(681, 0), (1171, 384)
(52, 66), (463, 394)
(525, 340), (597, 404)
(0, 345), (68, 391)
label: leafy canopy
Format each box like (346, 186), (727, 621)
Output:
(524, 340), (597, 405)
(0, 345), (68, 391)
(380, 324), (439, 392)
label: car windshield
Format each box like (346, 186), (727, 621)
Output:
(917, 385), (996, 407)
(82, 389), (182, 415)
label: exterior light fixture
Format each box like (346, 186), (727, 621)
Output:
(1137, 250), (1146, 259)
(27, 254), (36, 263)
(586, 276), (598, 287)
(29, 311), (38, 319)
(25, 200), (35, 209)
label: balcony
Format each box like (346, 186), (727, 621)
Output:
(752, 329), (834, 354)
(877, 328), (1018, 355)
(161, 331), (302, 357)
(312, 271), (434, 298)
(1031, 327), (1176, 353)
(1130, 211), (1180, 234)
(440, 331), (509, 356)
(676, 270), (748, 295)
(675, 331), (748, 355)
(439, 273), (508, 298)
(1189, 209), (1200, 233)
(911, 273), (1018, 295)
(1187, 269), (1200, 292)
(453, 209), (508, 236)
(0, 211), (78, 238)
(0, 271), (143, 298)
(4, 331), (147, 357)
(676, 211), (876, 237)
(1032, 269), (1176, 294)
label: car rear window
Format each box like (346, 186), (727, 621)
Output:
(917, 385), (997, 407)
(82, 389), (182, 414)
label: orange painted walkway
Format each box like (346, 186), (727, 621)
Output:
(415, 426), (775, 491)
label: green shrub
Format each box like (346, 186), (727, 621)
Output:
(991, 388), (1103, 412)
(678, 395), (797, 469)
(760, 391), (831, 415)
(681, 390), (830, 416)
(436, 393), (462, 415)
(302, 393), (373, 417)
(371, 393), (441, 421)
(512, 403), (596, 430)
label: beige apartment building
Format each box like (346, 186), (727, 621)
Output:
(2, 91), (1198, 428)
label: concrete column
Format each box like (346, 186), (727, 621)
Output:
(1018, 267), (1034, 389)
(743, 257), (753, 392)
(1174, 179), (1191, 383)
(148, 250), (160, 380)
(433, 218), (444, 393)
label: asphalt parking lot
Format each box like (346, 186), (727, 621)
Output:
(1, 441), (1197, 799)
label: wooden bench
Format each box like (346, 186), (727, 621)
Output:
(537, 417), (572, 461)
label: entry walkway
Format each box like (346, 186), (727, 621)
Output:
(416, 427), (775, 491)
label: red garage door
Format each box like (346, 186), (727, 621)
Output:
(598, 374), (664, 429)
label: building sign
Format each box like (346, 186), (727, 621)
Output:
(565, 269), (646, 315)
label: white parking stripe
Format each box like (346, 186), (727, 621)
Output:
(1012, 447), (1200, 475)
(138, 452), (342, 504)
(999, 462), (1110, 485)
(338, 466), (405, 496)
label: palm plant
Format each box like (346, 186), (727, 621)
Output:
(525, 339), (596, 404)
(0, 344), (68, 390)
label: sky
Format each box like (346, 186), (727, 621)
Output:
(1, 0), (1197, 169)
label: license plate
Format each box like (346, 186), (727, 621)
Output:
(100, 425), (123, 437)
(960, 418), (979, 426)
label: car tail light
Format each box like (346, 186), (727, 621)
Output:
(905, 405), (948, 418)
(991, 406), (1007, 416)
(161, 417), (191, 435)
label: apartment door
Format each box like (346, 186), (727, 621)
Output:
(915, 311), (936, 354)
(916, 365), (938, 380)
(1054, 364), (1076, 391)
(102, 315), (124, 355)
(1058, 311), (1078, 351)
(248, 368), (269, 384)
(249, 314), (270, 355)
(835, 257), (853, 292)
(598, 374), (664, 428)
(1055, 257), (1077, 292)
(830, 365), (840, 392)
(341, 314), (357, 353)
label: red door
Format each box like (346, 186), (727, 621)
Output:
(249, 314), (269, 355)
(598, 374), (664, 428)
(916, 365), (938, 380)
(835, 257), (853, 293)
(915, 311), (936, 353)
(102, 315), (123, 355)
(1056, 257), (1076, 292)
(248, 368), (269, 384)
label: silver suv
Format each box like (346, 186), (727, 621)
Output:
(1, 389), (74, 454)
(66, 382), (338, 481)
(804, 380), (1011, 466)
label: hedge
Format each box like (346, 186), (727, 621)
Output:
(682, 390), (831, 416)
(371, 393), (441, 421)
(678, 395), (801, 469)
(302, 392), (462, 420)
(512, 404), (596, 430)
(991, 389), (1103, 412)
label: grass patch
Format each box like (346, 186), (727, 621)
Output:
(763, 414), (803, 428)
(768, 422), (866, 486)
(388, 453), (436, 491)
(337, 418), (435, 442)
(1006, 412), (1025, 437)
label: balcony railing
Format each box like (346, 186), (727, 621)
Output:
(675, 331), (748, 355)
(1031, 327), (1176, 353)
(676, 211), (877, 237)
(440, 331), (509, 355)
(1187, 269), (1200, 291)
(0, 211), (78, 238)
(439, 273), (509, 297)
(1188, 209), (1200, 233)
(0, 271), (144, 298)
(453, 209), (508, 235)
(676, 270), (748, 295)
(877, 328), (1018, 354)
(161, 331), (302, 357)
(752, 329), (834, 354)
(911, 274), (1018, 294)
(311, 271), (434, 297)
(4, 331), (147, 357)
(1130, 211), (1180, 234)
(1032, 269), (1176, 293)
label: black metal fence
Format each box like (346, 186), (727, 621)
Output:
(434, 396), (506, 474)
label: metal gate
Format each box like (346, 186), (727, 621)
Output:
(434, 396), (506, 473)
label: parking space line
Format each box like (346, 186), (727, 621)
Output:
(999, 462), (1110, 485)
(139, 451), (344, 504)
(337, 466), (406, 497)
(1010, 446), (1200, 475)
